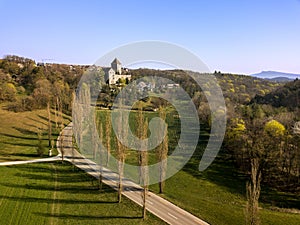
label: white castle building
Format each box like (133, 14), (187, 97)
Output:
(104, 58), (131, 85)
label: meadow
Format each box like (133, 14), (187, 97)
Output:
(0, 108), (68, 162)
(0, 162), (165, 225)
(0, 108), (299, 225)
(95, 109), (300, 225)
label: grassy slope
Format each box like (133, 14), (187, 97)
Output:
(147, 130), (300, 225)
(149, 158), (300, 225)
(96, 109), (300, 225)
(0, 162), (165, 225)
(0, 108), (70, 162)
(0, 108), (165, 224)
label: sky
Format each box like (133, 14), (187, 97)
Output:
(1, 0), (300, 75)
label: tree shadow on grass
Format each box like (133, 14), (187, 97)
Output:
(0, 181), (116, 195)
(35, 212), (142, 220)
(5, 162), (117, 195)
(260, 186), (300, 209)
(13, 172), (99, 184)
(37, 115), (71, 127)
(1, 141), (37, 147)
(12, 127), (39, 136)
(26, 116), (48, 127)
(0, 194), (118, 204)
(49, 110), (72, 120)
(0, 133), (39, 141)
(9, 153), (40, 158)
(182, 138), (300, 209)
(181, 127), (248, 197)
(183, 152), (247, 197)
(13, 162), (79, 174)
(12, 165), (54, 174)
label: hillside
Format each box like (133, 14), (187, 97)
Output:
(252, 79), (300, 109)
(130, 69), (282, 105)
(1, 55), (284, 116)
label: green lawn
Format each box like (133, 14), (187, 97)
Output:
(0, 108), (70, 162)
(95, 109), (300, 225)
(149, 157), (300, 225)
(0, 107), (299, 225)
(0, 162), (165, 225)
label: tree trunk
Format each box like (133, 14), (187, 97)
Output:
(157, 107), (168, 194)
(105, 112), (111, 166)
(47, 101), (52, 147)
(245, 158), (261, 225)
(116, 96), (127, 203)
(118, 160), (123, 203)
(142, 186), (147, 219)
(55, 97), (58, 128)
(98, 122), (103, 190)
(60, 130), (64, 163)
(98, 173), (103, 190)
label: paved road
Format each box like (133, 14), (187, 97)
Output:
(0, 156), (60, 166)
(58, 123), (209, 225)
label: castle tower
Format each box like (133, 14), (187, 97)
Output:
(111, 58), (122, 75)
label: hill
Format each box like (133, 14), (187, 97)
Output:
(130, 68), (282, 105)
(252, 79), (300, 109)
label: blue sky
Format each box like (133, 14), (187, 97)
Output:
(1, 0), (300, 74)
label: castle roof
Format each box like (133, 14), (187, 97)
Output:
(102, 67), (113, 73)
(112, 58), (121, 65)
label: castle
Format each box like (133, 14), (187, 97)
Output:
(104, 58), (131, 85)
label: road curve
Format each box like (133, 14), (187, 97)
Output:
(58, 123), (209, 225)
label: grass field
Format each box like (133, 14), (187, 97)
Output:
(0, 162), (165, 225)
(0, 107), (299, 225)
(0, 108), (70, 162)
(95, 109), (300, 225)
(149, 157), (300, 225)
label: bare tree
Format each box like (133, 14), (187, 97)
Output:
(157, 107), (168, 193)
(53, 81), (64, 129)
(54, 96), (58, 128)
(72, 91), (83, 147)
(141, 120), (149, 219)
(60, 130), (64, 163)
(98, 123), (103, 190)
(136, 108), (149, 219)
(245, 158), (262, 225)
(58, 97), (63, 129)
(243, 119), (286, 224)
(36, 129), (45, 157)
(33, 79), (52, 146)
(116, 100), (127, 203)
(137, 108), (143, 183)
(47, 101), (52, 147)
(73, 83), (90, 150)
(105, 111), (112, 166)
(116, 117), (126, 203)
(92, 121), (98, 160)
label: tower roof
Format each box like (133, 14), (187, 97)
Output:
(112, 58), (121, 65)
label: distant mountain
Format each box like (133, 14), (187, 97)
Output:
(251, 71), (300, 82)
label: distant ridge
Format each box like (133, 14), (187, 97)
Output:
(252, 79), (300, 109)
(251, 71), (300, 82)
